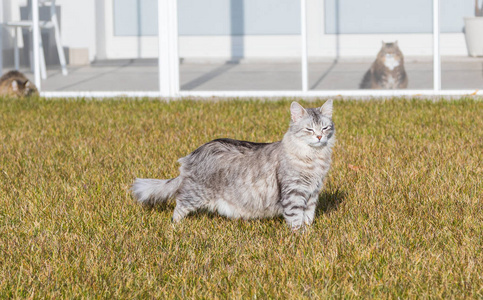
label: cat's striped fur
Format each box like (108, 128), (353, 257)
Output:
(360, 41), (408, 89)
(132, 100), (335, 230)
(0, 70), (39, 98)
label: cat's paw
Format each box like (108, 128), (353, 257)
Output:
(290, 221), (304, 232)
(303, 214), (314, 226)
(291, 224), (312, 234)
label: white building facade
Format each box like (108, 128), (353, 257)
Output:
(0, 0), (475, 67)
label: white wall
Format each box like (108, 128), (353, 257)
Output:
(56, 0), (97, 61)
(101, 0), (158, 59)
(131, 0), (469, 60)
(95, 0), (106, 60)
(1, 0), (28, 68)
(1, 0), (472, 64)
(307, 0), (468, 57)
(2, 0), (25, 49)
(0, 0), (3, 72)
(177, 0), (468, 59)
(1, 0), (97, 65)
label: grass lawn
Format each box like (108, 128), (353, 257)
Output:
(0, 97), (482, 298)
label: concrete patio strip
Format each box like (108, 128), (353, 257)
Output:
(2, 56), (483, 93)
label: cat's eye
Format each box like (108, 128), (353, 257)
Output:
(305, 128), (314, 132)
(322, 125), (331, 131)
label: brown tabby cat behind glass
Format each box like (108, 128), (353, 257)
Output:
(360, 41), (408, 89)
(0, 70), (39, 98)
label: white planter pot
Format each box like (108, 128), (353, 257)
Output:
(465, 17), (483, 57)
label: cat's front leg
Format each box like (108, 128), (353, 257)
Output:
(303, 193), (319, 226)
(281, 193), (308, 231)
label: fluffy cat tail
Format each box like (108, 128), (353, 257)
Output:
(131, 177), (182, 206)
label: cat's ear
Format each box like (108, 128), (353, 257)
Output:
(394, 40), (399, 46)
(11, 80), (19, 91)
(319, 99), (333, 118)
(290, 102), (307, 123)
(25, 80), (31, 88)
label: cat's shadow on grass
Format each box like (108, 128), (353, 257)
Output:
(148, 188), (346, 223)
(316, 188), (346, 216)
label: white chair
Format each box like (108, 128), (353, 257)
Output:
(3, 0), (68, 79)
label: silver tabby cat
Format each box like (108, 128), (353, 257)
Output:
(132, 100), (336, 230)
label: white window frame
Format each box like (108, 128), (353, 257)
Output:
(34, 0), (483, 98)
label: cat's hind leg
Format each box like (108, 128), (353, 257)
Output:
(171, 191), (205, 223)
(172, 202), (192, 223)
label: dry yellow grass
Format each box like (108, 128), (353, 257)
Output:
(0, 97), (482, 298)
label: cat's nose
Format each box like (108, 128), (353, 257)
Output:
(316, 135), (322, 141)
